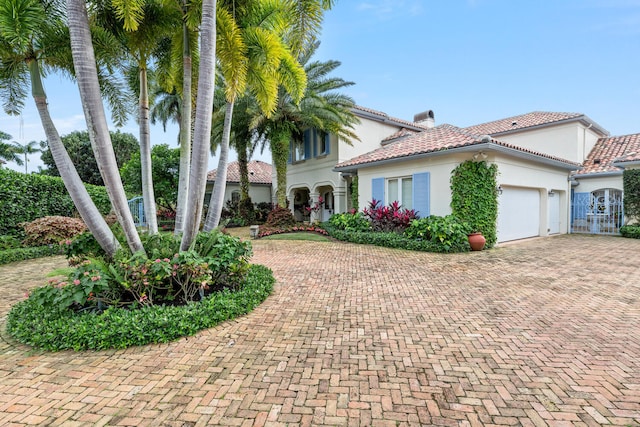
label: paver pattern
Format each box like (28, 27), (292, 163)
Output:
(0, 234), (639, 426)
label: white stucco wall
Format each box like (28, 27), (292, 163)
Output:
(573, 175), (623, 193)
(497, 123), (603, 164)
(204, 182), (272, 206)
(356, 150), (573, 238)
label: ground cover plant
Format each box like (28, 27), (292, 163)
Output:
(6, 229), (275, 351)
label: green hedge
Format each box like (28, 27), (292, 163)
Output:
(6, 264), (274, 351)
(620, 225), (640, 239)
(0, 169), (112, 236)
(0, 245), (64, 265)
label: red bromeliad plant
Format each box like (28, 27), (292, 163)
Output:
(362, 199), (418, 233)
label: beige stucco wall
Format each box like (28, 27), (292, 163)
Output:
(204, 182), (272, 206)
(497, 123), (602, 164)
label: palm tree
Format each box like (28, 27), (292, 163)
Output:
(0, 0), (121, 255)
(253, 41), (360, 207)
(101, 0), (182, 235)
(12, 140), (41, 173)
(203, 0), (306, 230)
(179, 0), (217, 251)
(67, 0), (144, 254)
(0, 131), (23, 168)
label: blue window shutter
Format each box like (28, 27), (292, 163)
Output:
(324, 132), (331, 155)
(303, 129), (312, 160)
(313, 130), (318, 157)
(372, 178), (384, 204)
(412, 172), (430, 218)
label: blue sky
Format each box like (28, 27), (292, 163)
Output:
(2, 0), (640, 172)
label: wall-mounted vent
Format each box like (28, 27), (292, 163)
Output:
(593, 159), (601, 164)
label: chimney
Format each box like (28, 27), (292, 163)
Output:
(414, 109), (435, 128)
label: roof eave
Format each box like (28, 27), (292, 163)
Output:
(612, 160), (640, 169)
(352, 108), (425, 132)
(334, 142), (580, 173)
(486, 115), (609, 138)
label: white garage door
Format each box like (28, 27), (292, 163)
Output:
(497, 187), (540, 242)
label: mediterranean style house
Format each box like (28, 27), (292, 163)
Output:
(278, 107), (639, 243)
(206, 160), (273, 207)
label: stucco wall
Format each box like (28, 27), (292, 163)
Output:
(573, 175), (623, 193)
(204, 182), (272, 206)
(497, 123), (602, 164)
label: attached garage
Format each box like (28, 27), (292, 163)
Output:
(497, 187), (541, 242)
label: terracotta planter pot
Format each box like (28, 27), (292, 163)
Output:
(468, 232), (486, 251)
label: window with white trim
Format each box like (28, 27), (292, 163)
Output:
(387, 177), (413, 209)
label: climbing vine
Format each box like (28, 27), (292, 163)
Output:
(350, 176), (359, 210)
(450, 160), (499, 247)
(623, 169), (640, 222)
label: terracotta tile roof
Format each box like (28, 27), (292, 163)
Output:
(207, 160), (272, 184)
(575, 133), (640, 175)
(464, 111), (588, 135)
(381, 128), (420, 143)
(353, 105), (429, 130)
(334, 124), (580, 170)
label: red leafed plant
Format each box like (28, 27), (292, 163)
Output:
(362, 199), (417, 233)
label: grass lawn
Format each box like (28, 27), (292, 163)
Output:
(261, 232), (331, 242)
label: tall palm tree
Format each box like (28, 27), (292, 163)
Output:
(12, 140), (40, 173)
(102, 0), (182, 235)
(179, 0), (217, 251)
(67, 0), (144, 254)
(253, 41), (360, 207)
(0, 0), (121, 255)
(203, 0), (306, 230)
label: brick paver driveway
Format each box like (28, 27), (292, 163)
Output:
(0, 234), (639, 426)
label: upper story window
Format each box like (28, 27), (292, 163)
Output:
(289, 129), (331, 163)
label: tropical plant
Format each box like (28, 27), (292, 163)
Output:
(0, 131), (22, 167)
(362, 199), (418, 233)
(11, 140), (40, 173)
(0, 0), (123, 256)
(204, 0), (307, 230)
(253, 41), (360, 207)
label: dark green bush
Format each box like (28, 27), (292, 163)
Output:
(0, 169), (111, 236)
(264, 206), (296, 228)
(0, 235), (22, 250)
(620, 225), (640, 239)
(0, 245), (64, 265)
(6, 264), (274, 351)
(623, 169), (640, 223)
(404, 215), (470, 252)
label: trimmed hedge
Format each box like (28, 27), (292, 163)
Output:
(0, 169), (112, 236)
(0, 245), (64, 266)
(620, 225), (640, 239)
(6, 264), (275, 351)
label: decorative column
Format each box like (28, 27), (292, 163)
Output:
(333, 188), (347, 214)
(308, 192), (320, 223)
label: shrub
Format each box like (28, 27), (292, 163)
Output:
(7, 264), (274, 351)
(0, 245), (64, 265)
(0, 168), (111, 236)
(623, 169), (640, 223)
(323, 225), (444, 252)
(362, 199), (418, 233)
(620, 225), (640, 239)
(404, 215), (470, 252)
(21, 216), (87, 246)
(0, 235), (22, 250)
(328, 211), (371, 232)
(264, 206), (296, 228)
(258, 224), (329, 238)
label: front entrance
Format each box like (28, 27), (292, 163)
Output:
(321, 190), (334, 221)
(571, 188), (623, 235)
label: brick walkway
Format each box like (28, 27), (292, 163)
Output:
(0, 234), (639, 426)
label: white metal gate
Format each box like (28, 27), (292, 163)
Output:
(571, 189), (623, 235)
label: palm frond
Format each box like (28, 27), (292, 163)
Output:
(111, 0), (145, 31)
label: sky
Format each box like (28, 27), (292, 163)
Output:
(2, 0), (640, 173)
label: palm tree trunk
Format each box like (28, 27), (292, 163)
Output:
(237, 137), (251, 220)
(174, 20), (193, 235)
(139, 66), (158, 234)
(67, 0), (145, 255)
(203, 100), (233, 231)
(29, 60), (120, 256)
(180, 0), (217, 251)
(271, 127), (291, 207)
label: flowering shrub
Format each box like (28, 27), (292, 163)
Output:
(362, 199), (418, 233)
(258, 224), (329, 238)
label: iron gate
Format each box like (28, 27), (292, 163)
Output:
(571, 189), (623, 235)
(128, 196), (146, 227)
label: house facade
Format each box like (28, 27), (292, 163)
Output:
(283, 107), (638, 243)
(206, 160), (273, 208)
